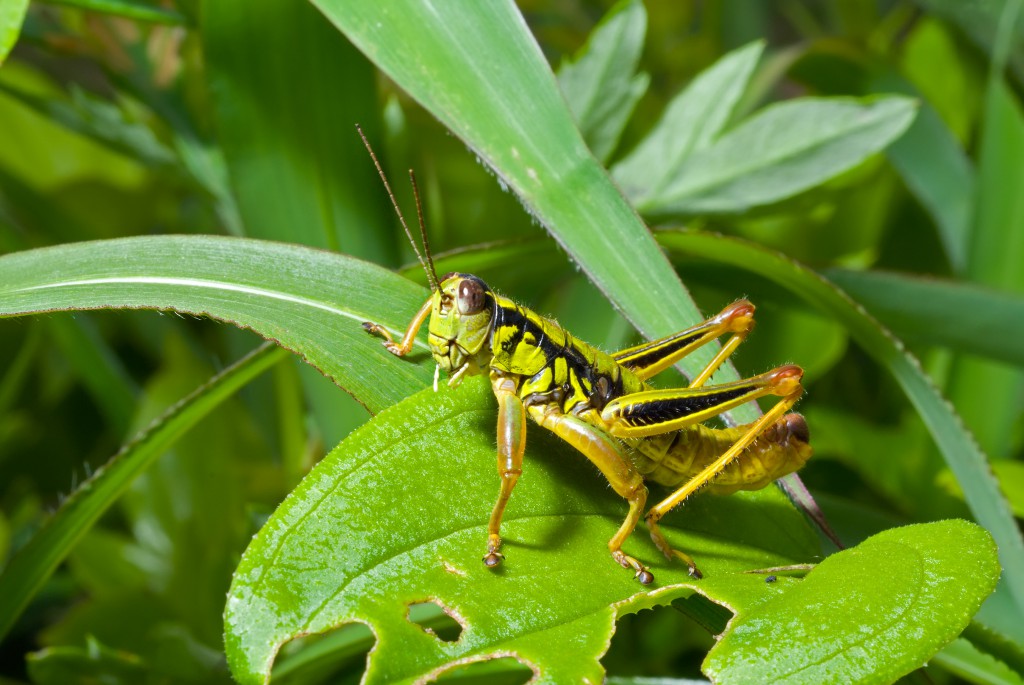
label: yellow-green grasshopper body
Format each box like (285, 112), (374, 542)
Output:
(364, 272), (811, 584)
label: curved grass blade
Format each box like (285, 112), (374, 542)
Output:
(656, 229), (1024, 616)
(825, 267), (1024, 367)
(311, 1), (758, 424)
(0, 236), (432, 413)
(0, 343), (286, 642)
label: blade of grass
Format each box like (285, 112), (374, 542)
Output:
(0, 343), (286, 642)
(38, 0), (185, 25)
(824, 268), (1024, 367)
(656, 228), (1024, 617)
(0, 236), (432, 413)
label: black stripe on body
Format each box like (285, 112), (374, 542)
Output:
(614, 331), (706, 370)
(491, 298), (624, 410)
(618, 385), (752, 427)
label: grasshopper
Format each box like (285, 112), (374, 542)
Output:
(358, 131), (811, 584)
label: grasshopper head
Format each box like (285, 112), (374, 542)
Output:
(428, 273), (494, 378)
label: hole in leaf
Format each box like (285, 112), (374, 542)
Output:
(273, 622), (375, 682)
(434, 656), (534, 684)
(407, 600), (464, 642)
(603, 600), (719, 680)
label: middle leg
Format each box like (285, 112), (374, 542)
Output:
(527, 404), (654, 584)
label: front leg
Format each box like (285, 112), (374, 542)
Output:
(484, 372), (527, 568)
(362, 296), (434, 357)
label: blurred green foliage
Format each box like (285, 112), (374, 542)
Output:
(1, 1), (1023, 683)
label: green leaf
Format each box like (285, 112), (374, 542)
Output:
(704, 521), (999, 685)
(823, 267), (1024, 367)
(557, 0), (649, 163)
(637, 96), (917, 216)
(0, 344), (285, 642)
(311, 1), (759, 425)
(225, 376), (820, 684)
(656, 229), (1024, 618)
(612, 41), (764, 200)
(201, 0), (395, 259)
(0, 236), (431, 413)
(0, 0), (28, 65)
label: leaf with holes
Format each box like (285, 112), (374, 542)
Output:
(224, 376), (821, 684)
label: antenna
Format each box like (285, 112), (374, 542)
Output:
(356, 124), (439, 292)
(408, 168), (440, 291)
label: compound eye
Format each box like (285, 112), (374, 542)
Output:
(457, 279), (486, 315)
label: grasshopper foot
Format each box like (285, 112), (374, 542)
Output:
(483, 552), (505, 568)
(613, 550), (654, 585)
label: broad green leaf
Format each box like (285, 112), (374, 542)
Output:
(38, 0), (185, 24)
(225, 376), (820, 684)
(612, 41), (764, 200)
(705, 521), (999, 684)
(0, 236), (432, 413)
(636, 97), (917, 216)
(201, 0), (395, 259)
(0, 343), (285, 642)
(823, 267), (1024, 367)
(311, 1), (759, 425)
(656, 229), (1024, 617)
(557, 0), (649, 163)
(0, 0), (28, 65)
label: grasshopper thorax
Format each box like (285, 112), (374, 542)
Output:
(428, 273), (495, 378)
